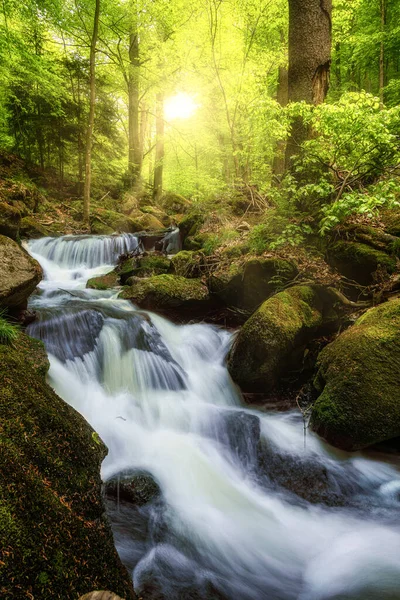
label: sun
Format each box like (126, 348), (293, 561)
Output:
(165, 93), (199, 121)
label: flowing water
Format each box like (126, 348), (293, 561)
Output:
(26, 234), (400, 600)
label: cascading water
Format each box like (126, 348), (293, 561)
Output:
(26, 234), (400, 600)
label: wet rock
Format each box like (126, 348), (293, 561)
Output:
(221, 410), (261, 468)
(0, 332), (135, 600)
(104, 471), (161, 506)
(87, 271), (120, 290)
(228, 285), (343, 392)
(311, 299), (400, 450)
(0, 234), (42, 312)
(118, 254), (171, 284)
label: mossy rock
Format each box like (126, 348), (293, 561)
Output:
(170, 251), (203, 278)
(327, 240), (396, 286)
(130, 213), (164, 232)
(104, 471), (160, 506)
(0, 332), (135, 600)
(311, 299), (400, 451)
(140, 205), (171, 227)
(120, 193), (139, 215)
(209, 257), (298, 312)
(0, 235), (42, 310)
(381, 209), (400, 237)
(90, 210), (141, 235)
(161, 193), (191, 215)
(0, 202), (21, 240)
(119, 274), (210, 313)
(228, 285), (343, 392)
(19, 216), (57, 239)
(91, 220), (115, 235)
(178, 212), (205, 240)
(87, 271), (120, 290)
(118, 255), (171, 283)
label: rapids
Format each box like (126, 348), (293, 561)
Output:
(26, 234), (400, 600)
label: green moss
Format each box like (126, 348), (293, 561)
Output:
(311, 299), (400, 450)
(209, 256), (298, 312)
(86, 271), (120, 290)
(0, 201), (21, 240)
(161, 192), (191, 215)
(119, 274), (210, 312)
(0, 332), (135, 600)
(228, 285), (341, 391)
(20, 216), (56, 239)
(328, 240), (396, 285)
(170, 251), (203, 278)
(118, 255), (170, 283)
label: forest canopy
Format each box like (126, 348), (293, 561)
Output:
(0, 0), (399, 238)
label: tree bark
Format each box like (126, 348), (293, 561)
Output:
(153, 93), (164, 204)
(379, 0), (385, 108)
(128, 28), (142, 191)
(273, 65), (289, 176)
(83, 0), (100, 225)
(285, 0), (332, 168)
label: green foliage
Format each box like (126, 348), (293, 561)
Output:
(0, 311), (19, 345)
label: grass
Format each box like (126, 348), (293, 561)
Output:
(0, 310), (20, 345)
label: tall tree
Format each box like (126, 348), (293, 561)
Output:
(83, 0), (101, 225)
(285, 0), (332, 167)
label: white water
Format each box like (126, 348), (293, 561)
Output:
(27, 235), (400, 600)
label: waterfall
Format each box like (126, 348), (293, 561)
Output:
(26, 235), (400, 600)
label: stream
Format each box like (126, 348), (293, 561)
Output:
(26, 233), (400, 600)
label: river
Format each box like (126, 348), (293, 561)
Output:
(25, 233), (400, 600)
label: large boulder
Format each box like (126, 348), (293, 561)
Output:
(87, 271), (120, 290)
(228, 285), (342, 392)
(119, 274), (211, 315)
(91, 210), (164, 235)
(209, 257), (297, 313)
(118, 255), (171, 284)
(0, 201), (21, 239)
(311, 299), (400, 451)
(161, 192), (191, 215)
(0, 332), (135, 600)
(327, 240), (396, 286)
(104, 471), (160, 506)
(0, 235), (42, 311)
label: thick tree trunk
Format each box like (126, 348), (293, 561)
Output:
(128, 30), (142, 191)
(83, 0), (100, 225)
(153, 93), (164, 204)
(285, 0), (332, 168)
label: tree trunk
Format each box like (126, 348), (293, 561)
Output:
(273, 65), (289, 177)
(83, 0), (100, 225)
(285, 0), (332, 168)
(153, 93), (164, 204)
(128, 29), (142, 191)
(379, 0), (385, 108)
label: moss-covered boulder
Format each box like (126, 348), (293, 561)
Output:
(170, 251), (203, 278)
(311, 299), (400, 451)
(0, 202), (21, 240)
(19, 216), (57, 239)
(0, 332), (135, 600)
(228, 285), (342, 392)
(140, 205), (171, 227)
(327, 240), (397, 286)
(90, 210), (141, 235)
(209, 257), (298, 313)
(87, 271), (120, 290)
(118, 254), (171, 284)
(161, 192), (191, 215)
(178, 212), (204, 240)
(0, 235), (42, 311)
(119, 274), (210, 314)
